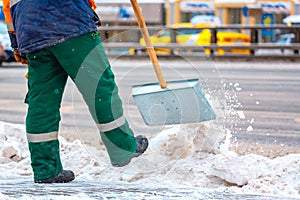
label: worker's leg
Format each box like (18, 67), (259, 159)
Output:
(25, 48), (68, 181)
(50, 32), (139, 165)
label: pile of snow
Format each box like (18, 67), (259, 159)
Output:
(0, 120), (299, 198)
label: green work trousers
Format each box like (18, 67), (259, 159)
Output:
(25, 31), (136, 180)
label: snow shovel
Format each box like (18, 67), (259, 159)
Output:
(130, 0), (216, 126)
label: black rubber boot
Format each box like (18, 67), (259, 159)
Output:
(112, 135), (149, 167)
(34, 170), (75, 184)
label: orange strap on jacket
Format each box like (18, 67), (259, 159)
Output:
(2, 0), (15, 32)
(2, 0), (12, 23)
(88, 0), (97, 10)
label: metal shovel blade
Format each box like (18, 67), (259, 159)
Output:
(132, 79), (216, 126)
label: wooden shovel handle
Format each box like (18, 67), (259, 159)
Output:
(130, 0), (167, 89)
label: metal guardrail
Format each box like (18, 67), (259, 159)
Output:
(102, 42), (300, 60)
(98, 25), (300, 59)
(103, 42), (300, 50)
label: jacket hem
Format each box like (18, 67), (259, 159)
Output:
(20, 28), (98, 54)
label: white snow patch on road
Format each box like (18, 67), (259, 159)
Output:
(0, 120), (300, 199)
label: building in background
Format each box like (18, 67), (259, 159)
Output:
(95, 0), (165, 26)
(166, 0), (216, 25)
(165, 0), (298, 26)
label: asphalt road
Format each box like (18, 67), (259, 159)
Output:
(0, 178), (297, 200)
(0, 57), (299, 158)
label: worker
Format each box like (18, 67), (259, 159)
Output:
(2, 0), (148, 183)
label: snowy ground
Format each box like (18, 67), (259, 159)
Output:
(0, 59), (299, 199)
(0, 120), (299, 199)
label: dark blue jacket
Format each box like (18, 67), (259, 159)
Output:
(11, 0), (97, 53)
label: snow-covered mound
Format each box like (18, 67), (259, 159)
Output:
(0, 120), (299, 198)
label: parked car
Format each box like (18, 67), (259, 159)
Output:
(0, 22), (15, 64)
(275, 33), (295, 44)
(190, 15), (221, 26)
(133, 23), (250, 55)
(256, 33), (295, 55)
(282, 15), (300, 25)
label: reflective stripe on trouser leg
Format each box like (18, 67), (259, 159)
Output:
(27, 131), (58, 143)
(49, 32), (137, 165)
(25, 49), (67, 180)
